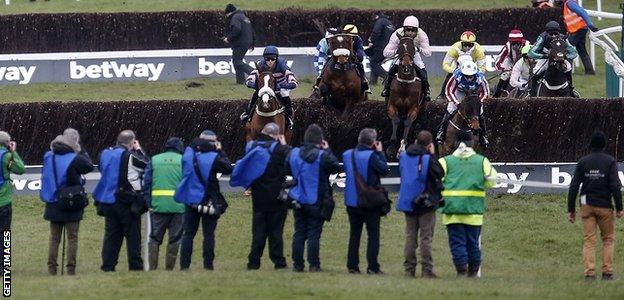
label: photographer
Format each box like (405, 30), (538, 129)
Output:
(40, 130), (94, 275)
(93, 130), (149, 272)
(285, 124), (341, 272)
(0, 131), (25, 232)
(175, 130), (233, 270)
(396, 131), (444, 278)
(342, 128), (389, 275)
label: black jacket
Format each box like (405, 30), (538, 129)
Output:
(369, 16), (394, 60)
(44, 142), (95, 222)
(285, 143), (341, 203)
(190, 138), (233, 203)
(568, 150), (622, 212)
(404, 144), (445, 214)
(250, 134), (291, 212)
(226, 10), (254, 49)
(356, 145), (389, 188)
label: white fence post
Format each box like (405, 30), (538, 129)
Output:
(4, 0), (9, 5)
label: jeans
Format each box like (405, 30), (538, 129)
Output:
(581, 204), (615, 276)
(346, 206), (381, 272)
(48, 221), (80, 275)
(232, 46), (254, 84)
(179, 207), (219, 269)
(292, 204), (324, 269)
(404, 211), (436, 274)
(0, 204), (11, 231)
(446, 223), (481, 267)
(100, 202), (143, 271)
(148, 212), (184, 270)
(248, 209), (288, 268)
(568, 28), (594, 73)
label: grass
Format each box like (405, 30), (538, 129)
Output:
(10, 193), (624, 299)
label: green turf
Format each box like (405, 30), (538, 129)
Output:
(10, 193), (624, 299)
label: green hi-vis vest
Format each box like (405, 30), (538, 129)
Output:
(439, 154), (486, 215)
(151, 151), (185, 214)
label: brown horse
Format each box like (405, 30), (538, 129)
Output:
(315, 34), (367, 113)
(536, 35), (573, 97)
(439, 90), (481, 156)
(245, 71), (291, 142)
(386, 36), (423, 157)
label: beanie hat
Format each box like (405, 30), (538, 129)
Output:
(457, 130), (473, 143)
(590, 131), (606, 150)
(164, 137), (185, 154)
(225, 3), (237, 14)
(0, 131), (10, 147)
(304, 124), (324, 145)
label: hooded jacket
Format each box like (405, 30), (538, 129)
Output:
(285, 143), (341, 204)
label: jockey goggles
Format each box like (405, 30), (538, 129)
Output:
(404, 26), (417, 32)
(461, 42), (474, 49)
(265, 56), (277, 61)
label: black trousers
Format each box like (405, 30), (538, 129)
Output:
(568, 28), (594, 73)
(0, 204), (11, 231)
(248, 209), (288, 268)
(179, 207), (219, 269)
(369, 57), (387, 84)
(346, 206), (381, 272)
(100, 202), (143, 271)
(232, 46), (254, 84)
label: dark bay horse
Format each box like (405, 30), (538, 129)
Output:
(439, 90), (481, 156)
(315, 34), (367, 114)
(386, 36), (423, 157)
(536, 35), (573, 97)
(245, 71), (291, 142)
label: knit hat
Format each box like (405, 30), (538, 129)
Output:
(304, 124), (324, 144)
(225, 3), (237, 14)
(0, 131), (10, 147)
(590, 131), (606, 150)
(200, 130), (217, 141)
(164, 137), (185, 154)
(457, 131), (474, 143)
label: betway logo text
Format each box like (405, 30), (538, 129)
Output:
(70, 61), (164, 81)
(198, 58), (293, 75)
(0, 66), (36, 84)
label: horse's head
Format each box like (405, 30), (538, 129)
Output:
(459, 89), (482, 131)
(548, 35), (567, 70)
(329, 34), (354, 64)
(398, 37), (416, 77)
(256, 72), (279, 112)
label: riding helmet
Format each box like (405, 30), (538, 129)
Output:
(460, 61), (479, 76)
(507, 29), (524, 42)
(460, 31), (477, 43)
(263, 45), (279, 58)
(521, 43), (532, 56)
(545, 21), (561, 32)
(403, 16), (419, 28)
(343, 24), (359, 35)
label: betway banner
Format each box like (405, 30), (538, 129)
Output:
(11, 163), (624, 197)
(0, 46), (504, 85)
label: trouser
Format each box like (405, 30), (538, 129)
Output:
(248, 209), (288, 269)
(292, 204), (324, 270)
(0, 204), (11, 231)
(581, 204), (615, 277)
(48, 221), (80, 275)
(568, 28), (594, 74)
(404, 211), (436, 275)
(356, 62), (370, 92)
(369, 58), (387, 84)
(179, 207), (219, 270)
(446, 223), (482, 269)
(148, 212), (184, 271)
(439, 73), (453, 98)
(493, 79), (510, 97)
(232, 46), (254, 84)
(346, 206), (381, 272)
(100, 202), (143, 272)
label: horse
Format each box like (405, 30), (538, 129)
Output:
(439, 89), (482, 156)
(245, 70), (291, 143)
(386, 36), (423, 158)
(535, 35), (573, 97)
(314, 34), (367, 114)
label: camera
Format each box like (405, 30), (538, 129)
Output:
(191, 201), (225, 216)
(413, 193), (436, 208)
(278, 179), (300, 209)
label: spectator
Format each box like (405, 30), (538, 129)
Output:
(223, 4), (255, 84)
(0, 131), (25, 232)
(367, 12), (395, 85)
(555, 0), (599, 75)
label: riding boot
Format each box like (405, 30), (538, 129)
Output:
(436, 111), (456, 145)
(478, 114), (490, 150)
(415, 66), (431, 102)
(357, 63), (371, 94)
(314, 59), (331, 91)
(240, 92), (259, 123)
(565, 71), (579, 97)
(381, 64), (399, 98)
(528, 73), (543, 97)
(493, 79), (509, 98)
(281, 96), (294, 130)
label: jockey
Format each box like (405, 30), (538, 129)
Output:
(241, 45), (297, 129)
(527, 21), (579, 97)
(509, 44), (535, 91)
(436, 61), (490, 148)
(493, 29), (530, 97)
(343, 24), (372, 94)
(314, 27), (340, 75)
(381, 15), (432, 101)
(437, 31), (486, 100)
